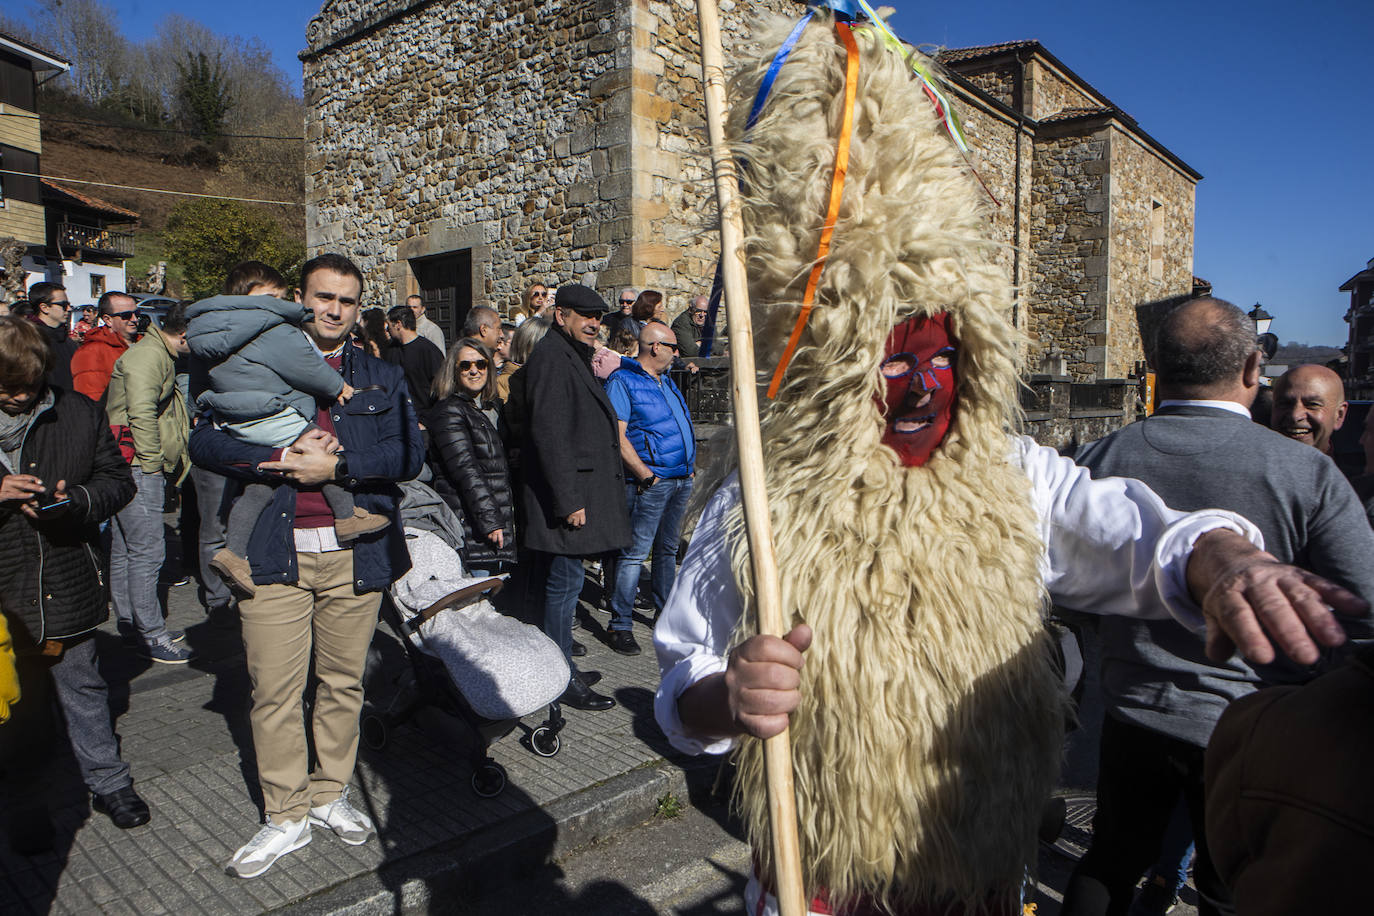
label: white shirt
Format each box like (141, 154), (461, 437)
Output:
(1157, 398), (1251, 418)
(652, 435), (1260, 756)
(416, 315), (446, 353)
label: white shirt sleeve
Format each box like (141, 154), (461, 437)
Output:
(652, 440), (1266, 756)
(653, 474), (745, 756)
(1013, 435), (1261, 630)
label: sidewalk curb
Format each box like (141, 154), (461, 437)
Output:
(275, 757), (714, 915)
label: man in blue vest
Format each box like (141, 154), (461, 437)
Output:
(604, 320), (696, 655)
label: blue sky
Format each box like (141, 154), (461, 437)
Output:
(95, 0), (1372, 344)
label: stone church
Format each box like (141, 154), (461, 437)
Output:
(303, 0), (1199, 381)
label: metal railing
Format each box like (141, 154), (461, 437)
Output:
(57, 222), (134, 259)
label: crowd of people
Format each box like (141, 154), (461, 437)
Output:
(0, 268), (1370, 910)
(0, 261), (715, 877)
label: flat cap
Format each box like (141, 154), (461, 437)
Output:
(554, 284), (608, 317)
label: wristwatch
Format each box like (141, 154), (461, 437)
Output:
(638, 475), (658, 492)
(334, 454), (349, 481)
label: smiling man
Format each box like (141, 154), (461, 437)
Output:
(1271, 364), (1348, 455)
(189, 253), (423, 878)
(520, 284), (630, 711)
(71, 291), (139, 402)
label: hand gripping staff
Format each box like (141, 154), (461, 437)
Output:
(693, 0), (806, 914)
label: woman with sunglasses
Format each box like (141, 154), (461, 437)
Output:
(426, 337), (515, 575)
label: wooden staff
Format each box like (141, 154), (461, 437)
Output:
(693, 2), (807, 915)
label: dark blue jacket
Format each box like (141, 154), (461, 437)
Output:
(189, 343), (424, 592)
(605, 360), (696, 479)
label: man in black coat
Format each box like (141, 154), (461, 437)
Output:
(0, 316), (145, 852)
(520, 285), (631, 711)
(27, 281), (76, 390)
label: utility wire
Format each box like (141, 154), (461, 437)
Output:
(3, 109), (304, 140)
(0, 168), (303, 206)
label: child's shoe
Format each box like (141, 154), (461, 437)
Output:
(210, 549), (257, 598)
(334, 508), (390, 543)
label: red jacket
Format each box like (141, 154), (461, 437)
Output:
(70, 325), (130, 403)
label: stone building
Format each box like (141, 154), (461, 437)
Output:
(303, 4), (1198, 380)
(1342, 256), (1374, 393)
(935, 41), (1200, 380)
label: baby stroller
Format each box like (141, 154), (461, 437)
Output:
(360, 481), (567, 798)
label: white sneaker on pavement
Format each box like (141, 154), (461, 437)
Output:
(308, 787), (375, 845)
(226, 816), (311, 878)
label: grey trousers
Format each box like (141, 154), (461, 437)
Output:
(110, 469), (169, 644)
(0, 634), (131, 798)
(189, 465), (233, 609)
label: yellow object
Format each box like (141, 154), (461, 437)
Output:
(0, 612), (19, 723)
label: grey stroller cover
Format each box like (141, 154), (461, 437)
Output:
(391, 482), (569, 720)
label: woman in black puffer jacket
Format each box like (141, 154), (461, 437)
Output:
(426, 336), (515, 572)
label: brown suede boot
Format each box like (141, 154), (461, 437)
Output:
(209, 549), (256, 598)
(334, 508), (390, 543)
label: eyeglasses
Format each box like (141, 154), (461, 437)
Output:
(620, 299), (635, 305)
(458, 359), (489, 372)
(106, 310), (137, 321)
(49, 301), (71, 310)
(690, 309), (707, 316)
(653, 341), (680, 352)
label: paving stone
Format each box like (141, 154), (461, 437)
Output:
(6, 564), (678, 914)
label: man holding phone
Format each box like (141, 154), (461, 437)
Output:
(0, 316), (148, 850)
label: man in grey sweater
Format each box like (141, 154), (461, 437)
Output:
(1061, 297), (1374, 916)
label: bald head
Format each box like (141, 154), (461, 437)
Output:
(1272, 364), (1347, 454)
(1154, 297), (1259, 403)
(637, 320), (677, 375)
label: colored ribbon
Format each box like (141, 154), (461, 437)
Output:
(747, 11), (815, 130)
(849, 0), (970, 155)
(765, 21), (859, 400)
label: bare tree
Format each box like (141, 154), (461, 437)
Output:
(38, 0), (129, 104)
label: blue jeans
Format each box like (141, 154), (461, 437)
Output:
(189, 465), (233, 610)
(611, 476), (692, 632)
(110, 469), (170, 645)
(541, 552), (586, 675)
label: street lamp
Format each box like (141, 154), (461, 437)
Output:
(1249, 304), (1273, 335)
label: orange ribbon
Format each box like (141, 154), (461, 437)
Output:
(766, 21), (860, 400)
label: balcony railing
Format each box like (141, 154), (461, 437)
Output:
(57, 222), (133, 260)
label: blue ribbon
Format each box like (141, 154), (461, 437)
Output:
(746, 10), (815, 130)
(710, 1), (865, 353)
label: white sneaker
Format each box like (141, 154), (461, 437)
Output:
(308, 787), (375, 845)
(225, 817), (311, 878)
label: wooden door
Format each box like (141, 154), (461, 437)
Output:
(411, 250), (472, 343)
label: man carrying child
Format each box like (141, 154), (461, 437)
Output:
(189, 254), (423, 878)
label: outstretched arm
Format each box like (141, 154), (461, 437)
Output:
(1186, 529), (1365, 666)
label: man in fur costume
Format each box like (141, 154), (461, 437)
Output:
(654, 12), (1364, 916)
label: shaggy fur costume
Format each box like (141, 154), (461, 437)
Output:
(714, 13), (1065, 912)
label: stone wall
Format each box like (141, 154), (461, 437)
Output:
(1105, 127), (1195, 378)
(1029, 127), (1110, 379)
(305, 0), (626, 313)
(304, 0), (790, 318)
(959, 63), (1017, 109)
(949, 91), (1031, 333)
(1027, 59), (1101, 119)
(621, 0), (793, 316)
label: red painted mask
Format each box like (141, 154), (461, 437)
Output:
(879, 312), (957, 467)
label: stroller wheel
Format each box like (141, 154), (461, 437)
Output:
(471, 761), (507, 798)
(361, 713), (388, 751)
(530, 726), (561, 758)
